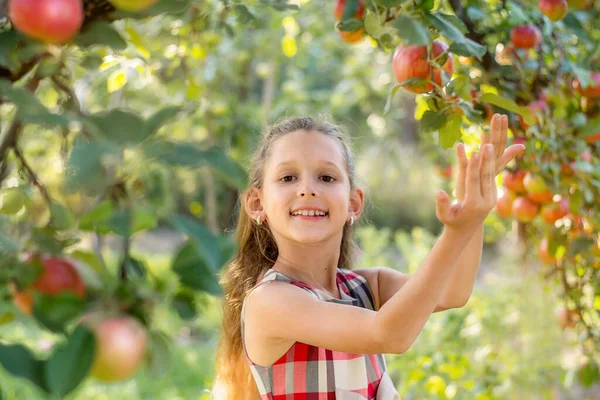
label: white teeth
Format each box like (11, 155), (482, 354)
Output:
(291, 210), (327, 216)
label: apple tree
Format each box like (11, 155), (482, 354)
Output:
(333, 0), (600, 384)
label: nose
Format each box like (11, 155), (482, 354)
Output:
(297, 182), (316, 197)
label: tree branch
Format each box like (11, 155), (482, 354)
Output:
(13, 145), (52, 207)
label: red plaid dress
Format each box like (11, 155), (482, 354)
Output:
(241, 268), (400, 399)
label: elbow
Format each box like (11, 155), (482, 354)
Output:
(373, 315), (409, 355)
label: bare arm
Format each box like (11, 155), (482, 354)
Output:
(354, 267), (460, 312)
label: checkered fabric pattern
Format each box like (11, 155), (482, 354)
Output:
(241, 268), (401, 399)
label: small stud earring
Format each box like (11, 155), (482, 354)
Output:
(349, 216), (354, 226)
(256, 215), (262, 225)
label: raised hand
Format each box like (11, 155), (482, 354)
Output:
(435, 143), (496, 235)
(455, 113), (526, 202)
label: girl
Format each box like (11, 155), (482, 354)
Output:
(214, 114), (525, 399)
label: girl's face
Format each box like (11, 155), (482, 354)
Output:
(253, 130), (363, 245)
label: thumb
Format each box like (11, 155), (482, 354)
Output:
(435, 190), (450, 221)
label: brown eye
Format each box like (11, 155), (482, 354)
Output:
(280, 176), (294, 182)
(321, 176), (335, 183)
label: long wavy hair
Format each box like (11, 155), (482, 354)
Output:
(213, 115), (364, 399)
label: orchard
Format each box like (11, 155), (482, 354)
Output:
(0, 0), (599, 398)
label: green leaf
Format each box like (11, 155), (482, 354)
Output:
(50, 202), (75, 231)
(170, 216), (220, 271)
(439, 113), (462, 149)
(0, 80), (71, 127)
(479, 93), (534, 125)
(392, 15), (430, 45)
(44, 325), (95, 397)
(384, 85), (401, 116)
(419, 110), (448, 133)
(0, 344), (48, 392)
(65, 139), (119, 195)
(122, 256), (147, 278)
(342, 0), (359, 21)
(0, 31), (21, 71)
(144, 106), (181, 137)
(33, 292), (86, 333)
(172, 292), (197, 320)
(337, 19), (364, 32)
(143, 140), (248, 190)
(424, 13), (486, 60)
(364, 12), (384, 39)
(171, 242), (223, 295)
(144, 330), (171, 379)
(79, 201), (114, 231)
(578, 362), (600, 388)
(73, 21), (127, 50)
(579, 117), (600, 137)
(89, 109), (146, 145)
(107, 69), (128, 93)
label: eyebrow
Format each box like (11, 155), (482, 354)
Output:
(275, 160), (343, 171)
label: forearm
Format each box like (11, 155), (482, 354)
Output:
(375, 227), (476, 353)
(438, 224), (484, 308)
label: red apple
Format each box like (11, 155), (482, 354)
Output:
(503, 170), (527, 193)
(496, 190), (517, 218)
(85, 314), (148, 382)
(573, 72), (600, 98)
(11, 255), (86, 315)
(8, 0), (84, 44)
(109, 0), (157, 11)
(392, 40), (454, 94)
(510, 25), (542, 49)
(334, 0), (365, 44)
(583, 131), (600, 144)
(538, 238), (557, 264)
(435, 165), (453, 179)
(512, 196), (540, 222)
(539, 0), (568, 21)
(540, 198), (569, 224)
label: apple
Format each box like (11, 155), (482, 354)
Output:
(8, 0), (84, 43)
(538, 238), (557, 264)
(539, 0), (568, 21)
(573, 72), (600, 98)
(528, 189), (554, 203)
(109, 0), (157, 11)
(334, 0), (365, 44)
(510, 25), (542, 49)
(523, 172), (549, 194)
(540, 199), (569, 224)
(583, 131), (600, 144)
(503, 170), (527, 193)
(85, 314), (148, 382)
(555, 307), (579, 329)
(435, 165), (453, 179)
(11, 255), (86, 315)
(392, 40), (454, 94)
(512, 196), (540, 222)
(496, 191), (516, 218)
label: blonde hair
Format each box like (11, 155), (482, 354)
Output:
(213, 115), (362, 399)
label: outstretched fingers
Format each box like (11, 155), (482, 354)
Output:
(465, 150), (482, 203)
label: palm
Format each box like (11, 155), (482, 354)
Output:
(455, 114), (526, 202)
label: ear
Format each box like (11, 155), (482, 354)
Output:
(244, 187), (264, 219)
(349, 186), (365, 220)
